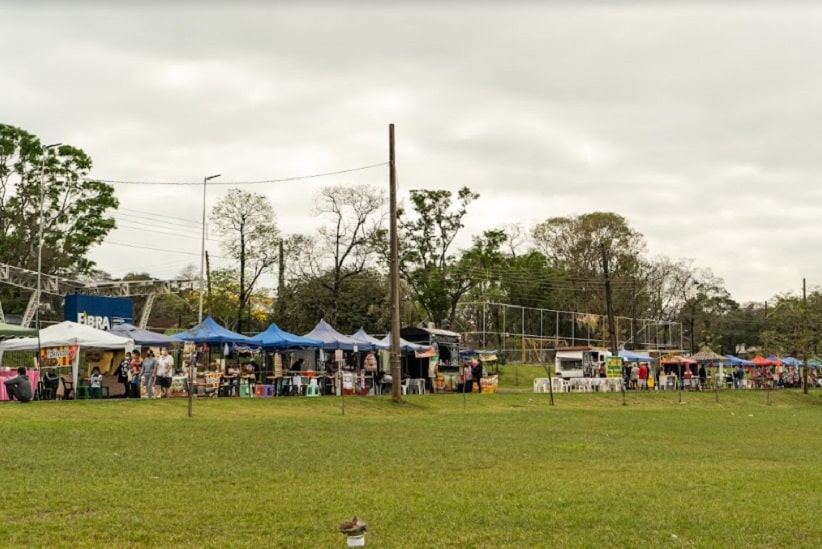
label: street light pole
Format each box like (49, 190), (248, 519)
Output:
(35, 143), (61, 352)
(198, 174), (221, 324)
(190, 173), (220, 419)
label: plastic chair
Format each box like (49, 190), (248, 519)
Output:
(291, 375), (305, 396)
(60, 377), (75, 400)
(306, 378), (320, 397)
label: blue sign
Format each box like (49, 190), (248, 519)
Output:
(64, 295), (133, 330)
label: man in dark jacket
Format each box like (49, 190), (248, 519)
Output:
(4, 367), (33, 403)
(471, 360), (484, 393)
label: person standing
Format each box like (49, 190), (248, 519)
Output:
(116, 353), (131, 398)
(129, 351), (143, 398)
(638, 362), (649, 391)
(89, 366), (104, 399)
(155, 348), (174, 398)
(3, 367), (32, 403)
(141, 350), (158, 399)
(462, 360), (473, 393)
(471, 359), (484, 393)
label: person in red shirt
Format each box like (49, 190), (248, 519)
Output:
(637, 363), (649, 390)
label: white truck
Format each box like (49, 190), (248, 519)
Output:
(554, 346), (609, 379)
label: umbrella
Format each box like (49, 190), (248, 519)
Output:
(660, 355), (697, 365)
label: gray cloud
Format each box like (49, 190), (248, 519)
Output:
(3, 3), (821, 303)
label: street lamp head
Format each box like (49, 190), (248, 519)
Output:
(205, 174), (221, 182)
(45, 143), (62, 151)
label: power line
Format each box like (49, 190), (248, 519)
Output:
(88, 162), (389, 186)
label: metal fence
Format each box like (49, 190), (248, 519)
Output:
(452, 301), (683, 364)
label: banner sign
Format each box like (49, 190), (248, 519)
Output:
(606, 355), (624, 378)
(64, 294), (133, 330)
(39, 345), (79, 367)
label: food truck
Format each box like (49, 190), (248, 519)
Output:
(554, 346), (609, 379)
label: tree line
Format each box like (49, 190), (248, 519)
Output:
(2, 124), (819, 359)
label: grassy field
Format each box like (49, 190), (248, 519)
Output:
(1, 390), (820, 548)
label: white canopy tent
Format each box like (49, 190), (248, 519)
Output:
(0, 321), (134, 396)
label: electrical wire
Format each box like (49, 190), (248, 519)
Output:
(88, 162), (389, 186)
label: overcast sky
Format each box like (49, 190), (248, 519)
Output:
(3, 2), (821, 305)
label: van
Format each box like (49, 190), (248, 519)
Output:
(554, 346), (608, 379)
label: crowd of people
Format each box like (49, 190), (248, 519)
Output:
(114, 347), (176, 399)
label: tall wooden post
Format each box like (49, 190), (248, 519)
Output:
(803, 278), (809, 395)
(389, 124), (402, 403)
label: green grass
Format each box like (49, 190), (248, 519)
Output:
(495, 364), (550, 389)
(1, 390), (821, 548)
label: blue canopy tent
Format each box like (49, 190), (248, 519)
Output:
(303, 319), (358, 351)
(767, 355), (802, 367)
(109, 323), (179, 347)
(380, 333), (432, 352)
(349, 328), (389, 351)
(618, 349), (655, 363)
(248, 323), (323, 350)
(724, 355), (755, 366)
(171, 316), (254, 345)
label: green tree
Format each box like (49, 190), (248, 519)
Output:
(276, 268), (390, 335)
(0, 124), (118, 274)
(531, 212), (646, 316)
(398, 186), (479, 326)
(211, 188), (279, 333)
(295, 184), (386, 326)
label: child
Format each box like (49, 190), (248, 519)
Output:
(90, 366), (104, 399)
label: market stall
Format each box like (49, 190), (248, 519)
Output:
(0, 321), (133, 399)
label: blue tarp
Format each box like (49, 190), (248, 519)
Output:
(767, 355), (802, 367)
(109, 323), (179, 347)
(303, 319), (358, 351)
(618, 349), (655, 363)
(349, 328), (389, 351)
(724, 354), (755, 366)
(248, 323), (323, 350)
(171, 316), (254, 344)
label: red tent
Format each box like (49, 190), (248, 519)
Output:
(750, 355), (776, 366)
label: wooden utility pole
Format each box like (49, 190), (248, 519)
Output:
(277, 239), (285, 318)
(602, 244), (625, 405)
(205, 251), (212, 318)
(389, 124), (403, 403)
(601, 244), (618, 355)
(803, 278), (809, 395)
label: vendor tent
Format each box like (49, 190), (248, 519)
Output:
(0, 321), (36, 338)
(248, 323), (323, 349)
(750, 355), (776, 367)
(767, 355), (802, 367)
(379, 333), (431, 352)
(109, 323), (179, 347)
(0, 321), (133, 395)
(171, 316), (254, 344)
(690, 346), (728, 363)
(724, 355), (755, 366)
(303, 319), (358, 351)
(350, 328), (389, 351)
(618, 349), (655, 363)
